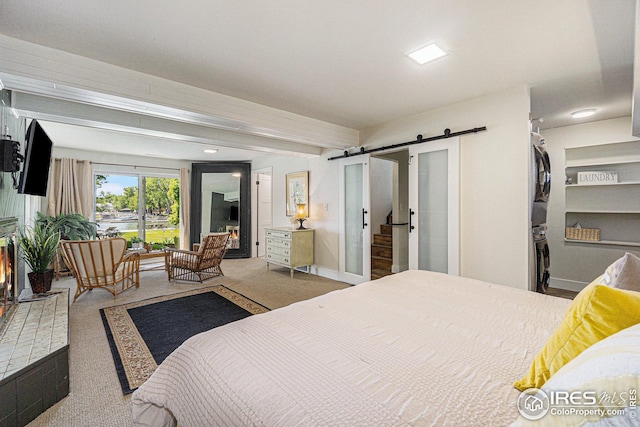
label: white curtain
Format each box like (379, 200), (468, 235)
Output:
(47, 158), (93, 217)
(179, 167), (190, 250)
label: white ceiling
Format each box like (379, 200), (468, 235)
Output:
(0, 0), (636, 159)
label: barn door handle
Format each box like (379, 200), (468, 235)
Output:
(409, 209), (415, 232)
(362, 209), (368, 229)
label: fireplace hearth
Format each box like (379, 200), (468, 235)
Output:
(0, 217), (19, 328)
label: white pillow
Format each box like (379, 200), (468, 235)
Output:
(600, 252), (640, 292)
(511, 323), (640, 426)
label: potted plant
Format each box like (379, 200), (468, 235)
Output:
(36, 212), (97, 279)
(130, 236), (143, 249)
(18, 222), (61, 294)
(161, 237), (176, 249)
(36, 212), (97, 240)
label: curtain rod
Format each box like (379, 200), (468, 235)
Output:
(327, 126), (487, 161)
(90, 161), (180, 171)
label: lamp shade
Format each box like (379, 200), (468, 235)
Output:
(296, 203), (307, 219)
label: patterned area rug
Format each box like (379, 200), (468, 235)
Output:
(100, 286), (269, 394)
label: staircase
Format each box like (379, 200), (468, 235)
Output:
(371, 224), (394, 280)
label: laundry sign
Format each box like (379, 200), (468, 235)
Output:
(577, 171), (618, 185)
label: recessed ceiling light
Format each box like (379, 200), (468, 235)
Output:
(203, 149), (218, 154)
(571, 109), (596, 119)
(231, 173), (241, 177)
(406, 43), (447, 65)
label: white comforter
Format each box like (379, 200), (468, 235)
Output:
(132, 270), (570, 426)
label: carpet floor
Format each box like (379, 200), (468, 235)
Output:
(100, 285), (269, 394)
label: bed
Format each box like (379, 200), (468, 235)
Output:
(131, 270), (575, 426)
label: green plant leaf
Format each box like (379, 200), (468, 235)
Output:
(19, 222), (60, 273)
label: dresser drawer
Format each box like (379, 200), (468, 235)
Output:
(266, 245), (290, 257)
(265, 252), (291, 266)
(265, 229), (291, 240)
(266, 237), (290, 249)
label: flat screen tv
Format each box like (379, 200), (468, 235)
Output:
(18, 120), (53, 196)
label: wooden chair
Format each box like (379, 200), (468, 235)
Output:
(165, 233), (230, 282)
(60, 238), (140, 302)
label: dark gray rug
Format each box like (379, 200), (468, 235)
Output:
(100, 286), (269, 394)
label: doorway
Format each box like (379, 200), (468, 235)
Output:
(252, 168), (273, 258)
(338, 136), (460, 283)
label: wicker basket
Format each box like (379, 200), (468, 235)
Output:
(565, 226), (600, 241)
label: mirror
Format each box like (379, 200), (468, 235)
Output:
(201, 173), (240, 248)
(191, 162), (251, 258)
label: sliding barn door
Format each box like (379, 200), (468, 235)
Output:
(339, 155), (371, 284)
(408, 137), (460, 274)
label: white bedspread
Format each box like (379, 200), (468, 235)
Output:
(132, 270), (571, 426)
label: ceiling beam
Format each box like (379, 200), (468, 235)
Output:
(0, 35), (358, 149)
(11, 91), (323, 157)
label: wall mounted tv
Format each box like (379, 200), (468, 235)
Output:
(18, 120), (53, 196)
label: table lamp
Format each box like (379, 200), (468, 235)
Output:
(295, 203), (308, 230)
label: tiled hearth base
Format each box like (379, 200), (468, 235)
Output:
(0, 289), (69, 426)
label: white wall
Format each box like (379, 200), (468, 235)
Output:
(356, 85), (532, 289)
(251, 154), (346, 278)
(543, 117), (640, 291)
(251, 155), (311, 227)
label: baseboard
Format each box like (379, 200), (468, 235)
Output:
(311, 266), (342, 282)
(550, 277), (589, 292)
(391, 264), (408, 274)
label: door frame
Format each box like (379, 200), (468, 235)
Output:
(251, 167), (273, 258)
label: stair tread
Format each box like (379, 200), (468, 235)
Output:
(371, 255), (392, 260)
(371, 243), (392, 248)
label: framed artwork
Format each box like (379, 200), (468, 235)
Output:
(286, 171), (309, 216)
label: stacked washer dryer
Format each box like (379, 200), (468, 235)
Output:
(530, 124), (551, 293)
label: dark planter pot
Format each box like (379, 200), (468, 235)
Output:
(28, 269), (55, 294)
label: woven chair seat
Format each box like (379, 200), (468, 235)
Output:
(166, 233), (229, 283)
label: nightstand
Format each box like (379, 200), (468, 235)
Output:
(265, 227), (314, 278)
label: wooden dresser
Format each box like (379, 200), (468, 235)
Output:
(265, 227), (314, 278)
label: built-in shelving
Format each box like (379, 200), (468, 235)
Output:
(566, 159), (640, 168)
(566, 210), (640, 214)
(564, 140), (640, 247)
(566, 181), (640, 187)
(565, 239), (640, 248)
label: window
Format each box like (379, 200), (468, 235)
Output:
(94, 170), (180, 249)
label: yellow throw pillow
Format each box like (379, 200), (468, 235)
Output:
(514, 284), (640, 391)
(511, 323), (640, 426)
